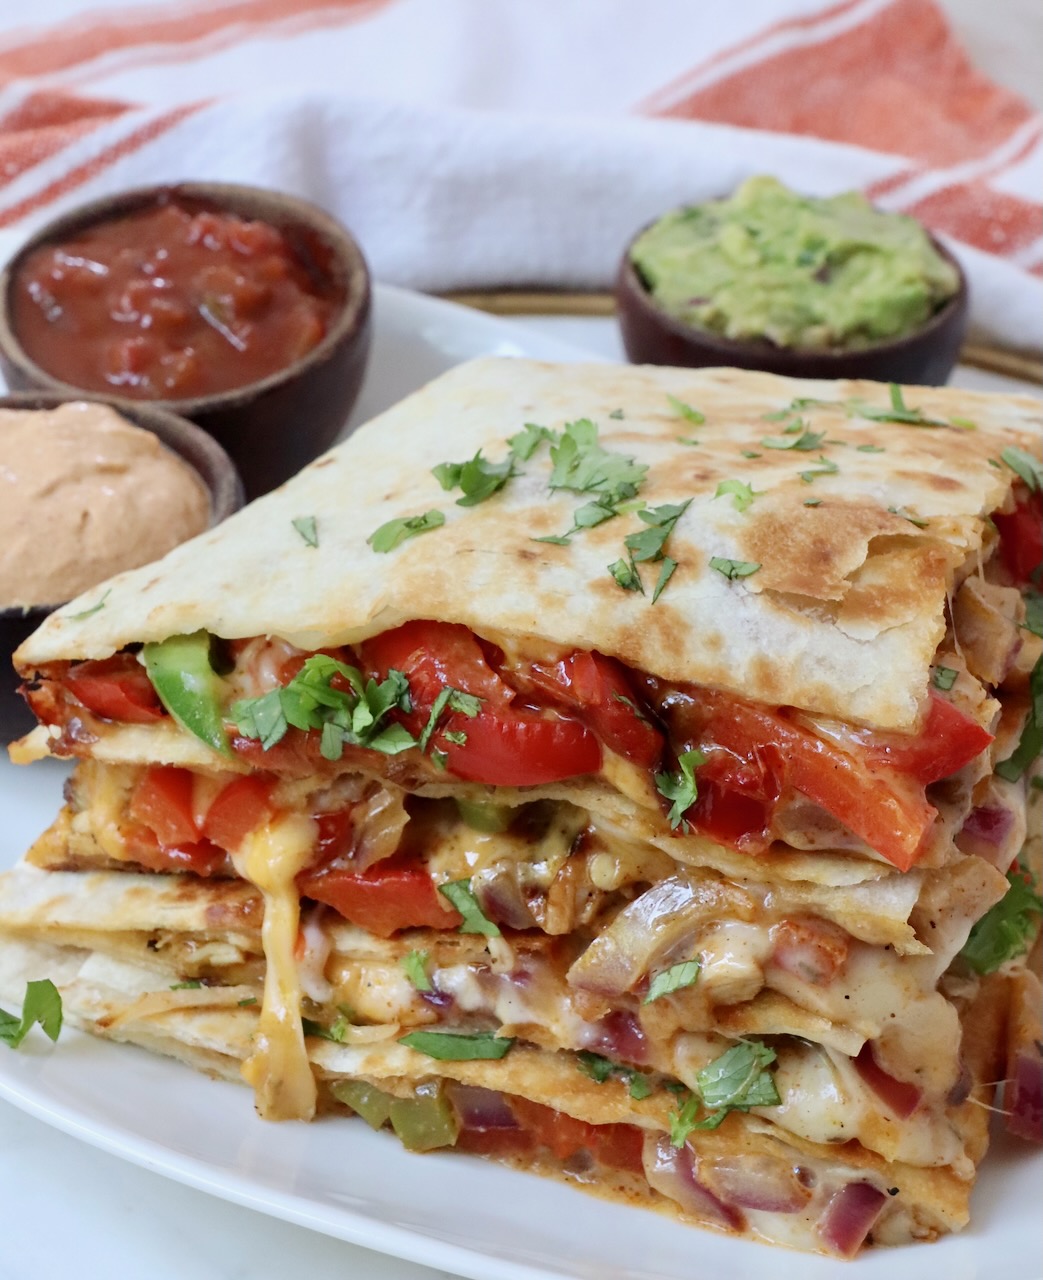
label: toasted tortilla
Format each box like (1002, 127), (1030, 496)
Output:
(15, 360), (1041, 731)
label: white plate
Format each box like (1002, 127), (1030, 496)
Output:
(0, 287), (1039, 1280)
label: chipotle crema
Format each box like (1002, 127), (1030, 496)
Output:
(10, 195), (341, 401)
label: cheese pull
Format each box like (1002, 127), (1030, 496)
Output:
(233, 813), (319, 1120)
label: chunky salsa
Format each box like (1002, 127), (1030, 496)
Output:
(12, 194), (341, 399)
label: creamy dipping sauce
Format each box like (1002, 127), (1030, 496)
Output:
(0, 401), (210, 608)
(629, 175), (960, 350)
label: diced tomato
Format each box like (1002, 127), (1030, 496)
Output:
(516, 651), (664, 767)
(440, 711), (601, 786)
(314, 809), (356, 862)
(508, 1097), (645, 1175)
(128, 767), (198, 846)
(993, 490), (1043, 585)
(123, 826), (227, 876)
(853, 1042), (922, 1118)
(297, 858), (462, 936)
(361, 620), (515, 709)
(65, 654), (164, 723)
(361, 620), (602, 786)
(855, 692), (995, 787)
(201, 775), (275, 851)
(455, 1127), (537, 1157)
(671, 691), (949, 870)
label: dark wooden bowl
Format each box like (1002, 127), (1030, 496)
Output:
(0, 182), (372, 499)
(0, 391), (243, 743)
(615, 213), (968, 386)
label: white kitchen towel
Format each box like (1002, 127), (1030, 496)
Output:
(0, 0), (1039, 353)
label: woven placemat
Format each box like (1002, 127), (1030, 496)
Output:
(442, 291), (1043, 386)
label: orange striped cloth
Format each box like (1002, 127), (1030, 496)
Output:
(0, 0), (1039, 353)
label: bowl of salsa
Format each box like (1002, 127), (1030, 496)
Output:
(616, 176), (968, 385)
(0, 183), (372, 498)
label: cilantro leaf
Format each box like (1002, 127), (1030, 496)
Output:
(932, 666), (958, 692)
(402, 950), (433, 992)
(960, 869), (1042, 974)
(576, 1051), (655, 1100)
(696, 1041), (780, 1110)
(68, 590), (111, 620)
(856, 444), (886, 454)
(608, 556), (644, 594)
(651, 557), (678, 604)
(714, 479), (757, 512)
(398, 1030), (514, 1060)
(995, 651), (1042, 781)
(624, 500), (691, 564)
(433, 450), (514, 506)
(507, 423), (555, 461)
(799, 456), (839, 484)
(0, 979), (63, 1049)
(709, 557), (760, 580)
(417, 686), (482, 752)
(1025, 591), (1043, 639)
(667, 395), (705, 425)
(655, 748), (706, 829)
(439, 878), (501, 937)
(849, 386), (948, 426)
(1001, 446), (1043, 493)
(232, 656), (415, 760)
(888, 505), (929, 528)
(760, 429), (825, 451)
(645, 959), (701, 1004)
(368, 510), (445, 552)
(549, 418), (647, 503)
(292, 516), (318, 548)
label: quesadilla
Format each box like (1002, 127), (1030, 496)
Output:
(1, 359), (1040, 1258)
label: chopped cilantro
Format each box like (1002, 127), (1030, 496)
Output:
(608, 556), (645, 594)
(439, 878), (501, 937)
(676, 436), (701, 446)
(549, 418), (647, 503)
(741, 450), (762, 459)
(655, 748), (706, 830)
(232, 655), (415, 760)
(651, 557), (678, 604)
(0, 979), (63, 1049)
(709, 557), (760, 580)
(398, 1030), (514, 1060)
(803, 499), (822, 507)
(1025, 591), (1043, 639)
(609, 408), (625, 420)
(625, 500), (691, 563)
(576, 1051), (655, 1100)
(960, 869), (1042, 974)
(368, 510), (445, 552)
(761, 429), (825, 451)
(645, 959), (701, 1004)
(68, 590), (110, 621)
(932, 666), (958, 692)
(402, 950), (433, 993)
(292, 516), (318, 547)
(417, 686), (482, 752)
(856, 444), (886, 454)
(667, 395), (705, 425)
(995, 650), (1042, 781)
(799, 456), (839, 483)
(888, 505), (929, 528)
(237, 997), (257, 1007)
(432, 450), (514, 507)
(169, 980), (203, 990)
(696, 1041), (780, 1112)
(508, 423), (555, 461)
(1001, 446), (1043, 493)
(714, 479), (757, 513)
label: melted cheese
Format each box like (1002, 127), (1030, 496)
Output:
(232, 813), (318, 1121)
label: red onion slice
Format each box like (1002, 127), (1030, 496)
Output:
(700, 1155), (812, 1214)
(817, 1182), (887, 1258)
(642, 1133), (743, 1232)
(1006, 1048), (1043, 1143)
(445, 1083), (520, 1132)
(957, 804), (1019, 869)
(853, 1042), (922, 1118)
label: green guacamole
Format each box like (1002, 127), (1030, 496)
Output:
(629, 176), (960, 350)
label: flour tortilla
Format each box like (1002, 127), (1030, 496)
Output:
(15, 359), (1041, 731)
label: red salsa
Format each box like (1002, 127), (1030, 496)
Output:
(12, 195), (341, 399)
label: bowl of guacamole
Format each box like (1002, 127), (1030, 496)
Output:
(616, 176), (967, 384)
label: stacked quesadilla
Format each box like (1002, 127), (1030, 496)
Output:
(1, 359), (1040, 1257)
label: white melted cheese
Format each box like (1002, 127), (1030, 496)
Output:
(232, 813), (319, 1121)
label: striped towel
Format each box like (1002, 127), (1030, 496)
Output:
(0, 0), (1039, 355)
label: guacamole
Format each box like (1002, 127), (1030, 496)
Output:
(629, 176), (960, 351)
